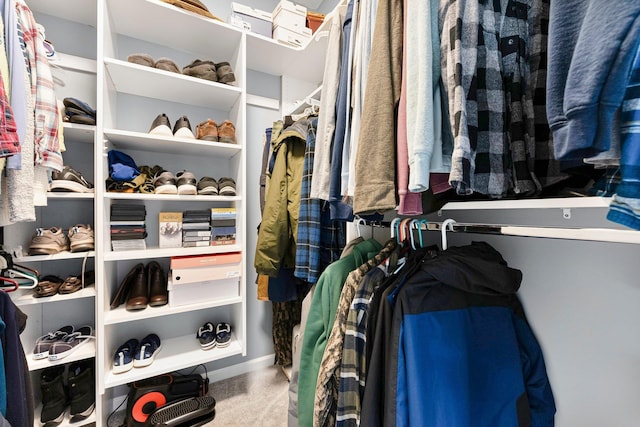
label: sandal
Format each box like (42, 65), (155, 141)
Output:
(59, 270), (95, 294)
(34, 275), (64, 298)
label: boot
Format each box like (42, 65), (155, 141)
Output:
(40, 366), (68, 425)
(67, 360), (95, 419)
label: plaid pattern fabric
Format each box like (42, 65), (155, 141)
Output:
(16, 3), (62, 171)
(0, 69), (20, 157)
(314, 240), (396, 427)
(336, 267), (386, 426)
(296, 119), (346, 283)
(441, 0), (562, 197)
(608, 41), (640, 229)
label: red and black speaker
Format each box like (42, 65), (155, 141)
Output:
(125, 373), (208, 427)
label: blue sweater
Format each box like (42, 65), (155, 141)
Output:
(547, 1), (640, 165)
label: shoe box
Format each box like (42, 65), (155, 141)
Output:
(229, 2), (272, 38)
(168, 252), (241, 307)
(272, 0), (312, 47)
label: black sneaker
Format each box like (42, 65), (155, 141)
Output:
(173, 116), (195, 139)
(40, 365), (68, 425)
(67, 360), (95, 420)
(197, 177), (218, 195)
(149, 113), (172, 136)
(176, 170), (197, 195)
(153, 171), (178, 194)
(49, 166), (94, 193)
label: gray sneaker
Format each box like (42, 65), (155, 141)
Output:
(49, 166), (94, 193)
(68, 224), (94, 252)
(176, 171), (197, 195)
(153, 171), (178, 194)
(29, 227), (70, 255)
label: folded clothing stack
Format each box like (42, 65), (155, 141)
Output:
(182, 209), (211, 247)
(63, 97), (96, 125)
(110, 203), (147, 243)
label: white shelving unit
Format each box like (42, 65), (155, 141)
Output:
(8, 0), (334, 424)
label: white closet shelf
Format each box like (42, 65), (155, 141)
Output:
(439, 196), (612, 211)
(246, 30), (328, 83)
(27, 340), (96, 372)
(104, 58), (242, 110)
(28, 0), (96, 26)
(62, 122), (96, 144)
(47, 192), (95, 200)
(103, 129), (242, 158)
(13, 287), (95, 307)
(104, 192), (240, 202)
(35, 403), (96, 427)
(108, 0), (241, 60)
(103, 334), (242, 389)
(53, 53), (97, 74)
(15, 252), (96, 263)
(105, 296), (242, 325)
(287, 85), (322, 116)
(104, 245), (241, 261)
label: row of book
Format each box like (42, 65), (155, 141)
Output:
(159, 208), (236, 248)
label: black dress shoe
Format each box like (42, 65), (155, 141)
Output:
(110, 263), (144, 309)
(147, 261), (168, 307)
(125, 264), (148, 311)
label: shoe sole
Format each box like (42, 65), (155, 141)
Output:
(199, 340), (216, 350)
(149, 125), (173, 136)
(197, 135), (218, 142)
(48, 338), (90, 361)
(49, 180), (93, 193)
(218, 136), (236, 144)
(155, 184), (178, 194)
(218, 186), (236, 196)
(112, 361), (133, 374)
(70, 402), (95, 419)
(29, 244), (67, 255)
(197, 186), (218, 195)
(174, 127), (195, 139)
(133, 343), (162, 368)
(216, 339), (231, 348)
(178, 184), (197, 195)
(33, 350), (50, 360)
(70, 240), (94, 252)
(42, 408), (65, 425)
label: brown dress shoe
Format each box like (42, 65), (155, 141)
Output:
(147, 261), (168, 307)
(125, 264), (148, 311)
(110, 263), (143, 309)
(196, 119), (218, 141)
(217, 120), (236, 144)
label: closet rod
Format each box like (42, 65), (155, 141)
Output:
(414, 221), (640, 245)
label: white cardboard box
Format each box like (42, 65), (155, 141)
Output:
(168, 277), (240, 307)
(273, 25), (312, 48)
(171, 262), (241, 285)
(273, 0), (307, 33)
(230, 2), (272, 38)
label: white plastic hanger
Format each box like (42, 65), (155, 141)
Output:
(441, 219), (457, 250)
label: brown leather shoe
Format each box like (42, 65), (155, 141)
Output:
(196, 119), (218, 141)
(111, 263), (141, 309)
(217, 120), (236, 144)
(125, 264), (148, 311)
(147, 261), (168, 307)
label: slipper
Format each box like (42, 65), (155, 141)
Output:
(215, 62), (235, 84)
(34, 275), (64, 297)
(127, 53), (154, 67)
(63, 97), (96, 117)
(154, 57), (181, 74)
(182, 59), (217, 82)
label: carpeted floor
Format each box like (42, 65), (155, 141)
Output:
(204, 365), (290, 426)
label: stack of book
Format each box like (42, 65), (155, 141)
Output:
(182, 210), (211, 247)
(111, 203), (147, 251)
(211, 207), (236, 245)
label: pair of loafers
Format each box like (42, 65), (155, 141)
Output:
(34, 270), (95, 297)
(110, 261), (167, 311)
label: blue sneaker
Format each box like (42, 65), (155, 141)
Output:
(133, 334), (161, 368)
(113, 338), (139, 374)
(197, 322), (216, 350)
(215, 323), (231, 348)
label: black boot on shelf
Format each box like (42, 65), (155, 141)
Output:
(67, 360), (95, 420)
(40, 365), (68, 426)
